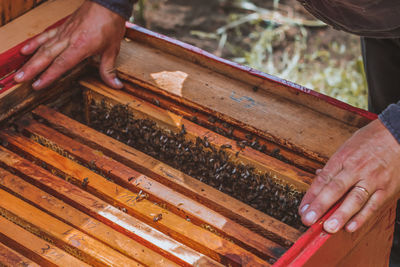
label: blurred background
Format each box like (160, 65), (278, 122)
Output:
(132, 0), (368, 109)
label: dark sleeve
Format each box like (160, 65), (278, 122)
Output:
(379, 101), (400, 143)
(90, 0), (135, 20)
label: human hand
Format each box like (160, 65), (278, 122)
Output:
(14, 0), (126, 90)
(299, 119), (400, 233)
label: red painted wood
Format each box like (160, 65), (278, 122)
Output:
(274, 202), (341, 266)
(0, 17), (68, 94)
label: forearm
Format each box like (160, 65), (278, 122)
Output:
(90, 0), (136, 20)
(379, 101), (400, 143)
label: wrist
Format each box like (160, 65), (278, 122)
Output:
(378, 102), (400, 144)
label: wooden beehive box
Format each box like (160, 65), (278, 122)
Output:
(0, 1), (397, 266)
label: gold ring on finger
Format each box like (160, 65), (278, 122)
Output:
(353, 185), (370, 198)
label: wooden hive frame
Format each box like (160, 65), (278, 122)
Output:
(0, 1), (398, 266)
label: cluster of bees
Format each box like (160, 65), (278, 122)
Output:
(189, 114), (294, 166)
(89, 102), (305, 229)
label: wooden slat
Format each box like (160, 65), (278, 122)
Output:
(20, 118), (285, 261)
(121, 81), (323, 173)
(82, 78), (313, 191)
(0, 242), (40, 267)
(0, 0), (46, 26)
(0, 188), (138, 267)
(0, 167), (179, 267)
(0, 130), (269, 267)
(0, 0), (83, 53)
(0, 216), (89, 267)
(0, 146), (222, 267)
(125, 25), (373, 129)
(0, 63), (86, 124)
(32, 105), (302, 245)
(114, 39), (359, 162)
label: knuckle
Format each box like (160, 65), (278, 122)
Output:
(39, 47), (54, 59)
(316, 172), (331, 185)
(53, 55), (66, 66)
(368, 198), (380, 213)
(351, 189), (368, 206)
(330, 178), (346, 193)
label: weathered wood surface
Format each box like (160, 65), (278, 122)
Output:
(125, 24), (375, 128)
(0, 167), (178, 267)
(122, 80), (324, 173)
(20, 118), (285, 261)
(0, 145), (222, 266)
(82, 78), (313, 191)
(0, 242), (40, 267)
(0, 0), (83, 53)
(0, 131), (269, 266)
(115, 38), (362, 164)
(32, 105), (302, 246)
(0, 63), (86, 124)
(0, 216), (90, 267)
(0, 188), (137, 266)
(0, 0), (46, 26)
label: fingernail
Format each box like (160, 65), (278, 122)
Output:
(32, 79), (41, 88)
(15, 71), (24, 81)
(316, 169), (322, 175)
(324, 218), (339, 233)
(300, 204), (309, 215)
(304, 211), (317, 224)
(22, 44), (30, 52)
(346, 221), (357, 232)
(114, 78), (123, 87)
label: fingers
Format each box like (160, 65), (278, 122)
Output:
(323, 184), (372, 233)
(31, 45), (89, 90)
(301, 171), (355, 225)
(14, 39), (69, 85)
(299, 157), (344, 216)
(20, 28), (59, 55)
(344, 190), (386, 232)
(99, 46), (123, 89)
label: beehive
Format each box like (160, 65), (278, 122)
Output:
(0, 1), (397, 266)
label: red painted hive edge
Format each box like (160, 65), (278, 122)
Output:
(0, 17), (69, 94)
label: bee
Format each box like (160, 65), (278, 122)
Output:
(203, 137), (210, 148)
(153, 98), (160, 107)
(191, 116), (198, 123)
(153, 213), (163, 222)
(245, 133), (253, 140)
(82, 177), (89, 188)
(260, 144), (267, 152)
(207, 116), (216, 123)
(271, 148), (281, 155)
(180, 124), (186, 135)
(220, 144), (232, 149)
(237, 140), (246, 149)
